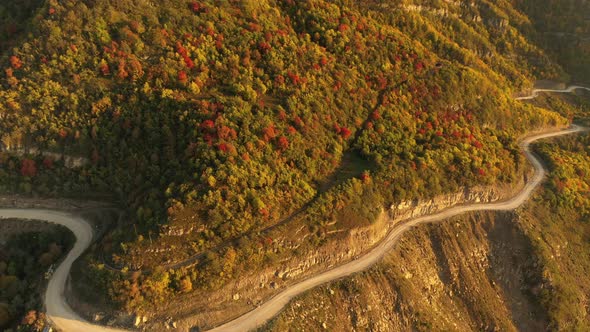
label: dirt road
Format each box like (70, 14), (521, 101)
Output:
(515, 85), (590, 100)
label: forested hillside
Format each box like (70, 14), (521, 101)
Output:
(0, 221), (73, 331)
(514, 0), (590, 82)
(0, 0), (579, 320)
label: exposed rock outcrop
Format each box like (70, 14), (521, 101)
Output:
(268, 211), (548, 331)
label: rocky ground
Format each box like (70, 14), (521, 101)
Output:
(264, 211), (548, 332)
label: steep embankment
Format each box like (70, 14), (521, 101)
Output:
(265, 211), (547, 331)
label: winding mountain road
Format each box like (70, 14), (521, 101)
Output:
(515, 85), (590, 100)
(0, 85), (587, 332)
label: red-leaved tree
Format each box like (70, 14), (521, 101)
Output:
(20, 158), (37, 177)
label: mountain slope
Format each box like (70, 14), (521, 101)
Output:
(513, 0), (590, 82)
(0, 0), (581, 324)
(264, 211), (548, 332)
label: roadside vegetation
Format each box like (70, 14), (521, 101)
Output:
(527, 132), (590, 330)
(0, 222), (74, 332)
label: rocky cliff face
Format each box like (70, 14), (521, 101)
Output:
(389, 181), (524, 223)
(265, 211), (548, 332)
(266, 183), (524, 287)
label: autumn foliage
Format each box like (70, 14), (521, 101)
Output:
(20, 159), (37, 177)
(178, 70), (188, 83)
(0, 0), (574, 314)
(9, 56), (22, 69)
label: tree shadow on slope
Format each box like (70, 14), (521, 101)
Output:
(0, 0), (44, 53)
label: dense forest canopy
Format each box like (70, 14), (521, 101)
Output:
(0, 0), (583, 313)
(0, 223), (73, 331)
